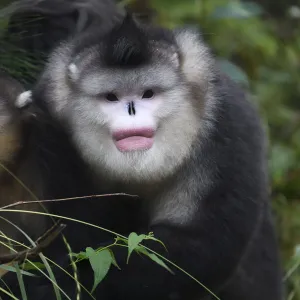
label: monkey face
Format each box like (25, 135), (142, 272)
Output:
(43, 54), (201, 181)
(38, 19), (213, 182)
(67, 61), (191, 150)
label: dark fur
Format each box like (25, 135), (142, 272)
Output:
(0, 71), (46, 265)
(1, 5), (284, 300)
(101, 14), (175, 67)
(0, 0), (122, 86)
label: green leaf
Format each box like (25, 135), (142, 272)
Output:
(145, 233), (168, 252)
(0, 264), (36, 277)
(21, 262), (46, 271)
(107, 249), (121, 270)
(136, 246), (174, 275)
(86, 248), (112, 293)
(127, 232), (147, 263)
(218, 59), (249, 86)
(211, 1), (263, 20)
(71, 251), (88, 262)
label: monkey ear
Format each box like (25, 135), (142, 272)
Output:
(67, 63), (80, 82)
(15, 91), (32, 109)
(15, 90), (40, 120)
(15, 90), (38, 120)
(173, 28), (213, 86)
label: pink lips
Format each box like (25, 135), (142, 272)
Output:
(112, 128), (155, 152)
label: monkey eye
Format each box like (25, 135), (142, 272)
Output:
(142, 89), (154, 99)
(105, 93), (119, 102)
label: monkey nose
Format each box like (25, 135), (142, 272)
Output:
(127, 101), (136, 116)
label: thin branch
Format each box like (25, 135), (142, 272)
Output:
(0, 193), (138, 210)
(0, 221), (66, 264)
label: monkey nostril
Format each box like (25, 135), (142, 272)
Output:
(105, 93), (119, 102)
(142, 89), (154, 99)
(128, 101), (136, 116)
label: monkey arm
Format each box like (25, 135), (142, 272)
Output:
(90, 184), (265, 300)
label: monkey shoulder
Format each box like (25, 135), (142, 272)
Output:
(212, 71), (265, 141)
(203, 70), (267, 165)
(182, 70), (269, 206)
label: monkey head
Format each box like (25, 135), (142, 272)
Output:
(0, 71), (32, 172)
(34, 14), (216, 182)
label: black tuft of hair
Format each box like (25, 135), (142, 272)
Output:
(72, 11), (177, 69)
(103, 13), (150, 68)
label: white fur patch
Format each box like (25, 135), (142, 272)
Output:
(15, 91), (32, 108)
(174, 29), (213, 86)
(174, 28), (217, 138)
(70, 84), (201, 185)
(68, 63), (79, 81)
